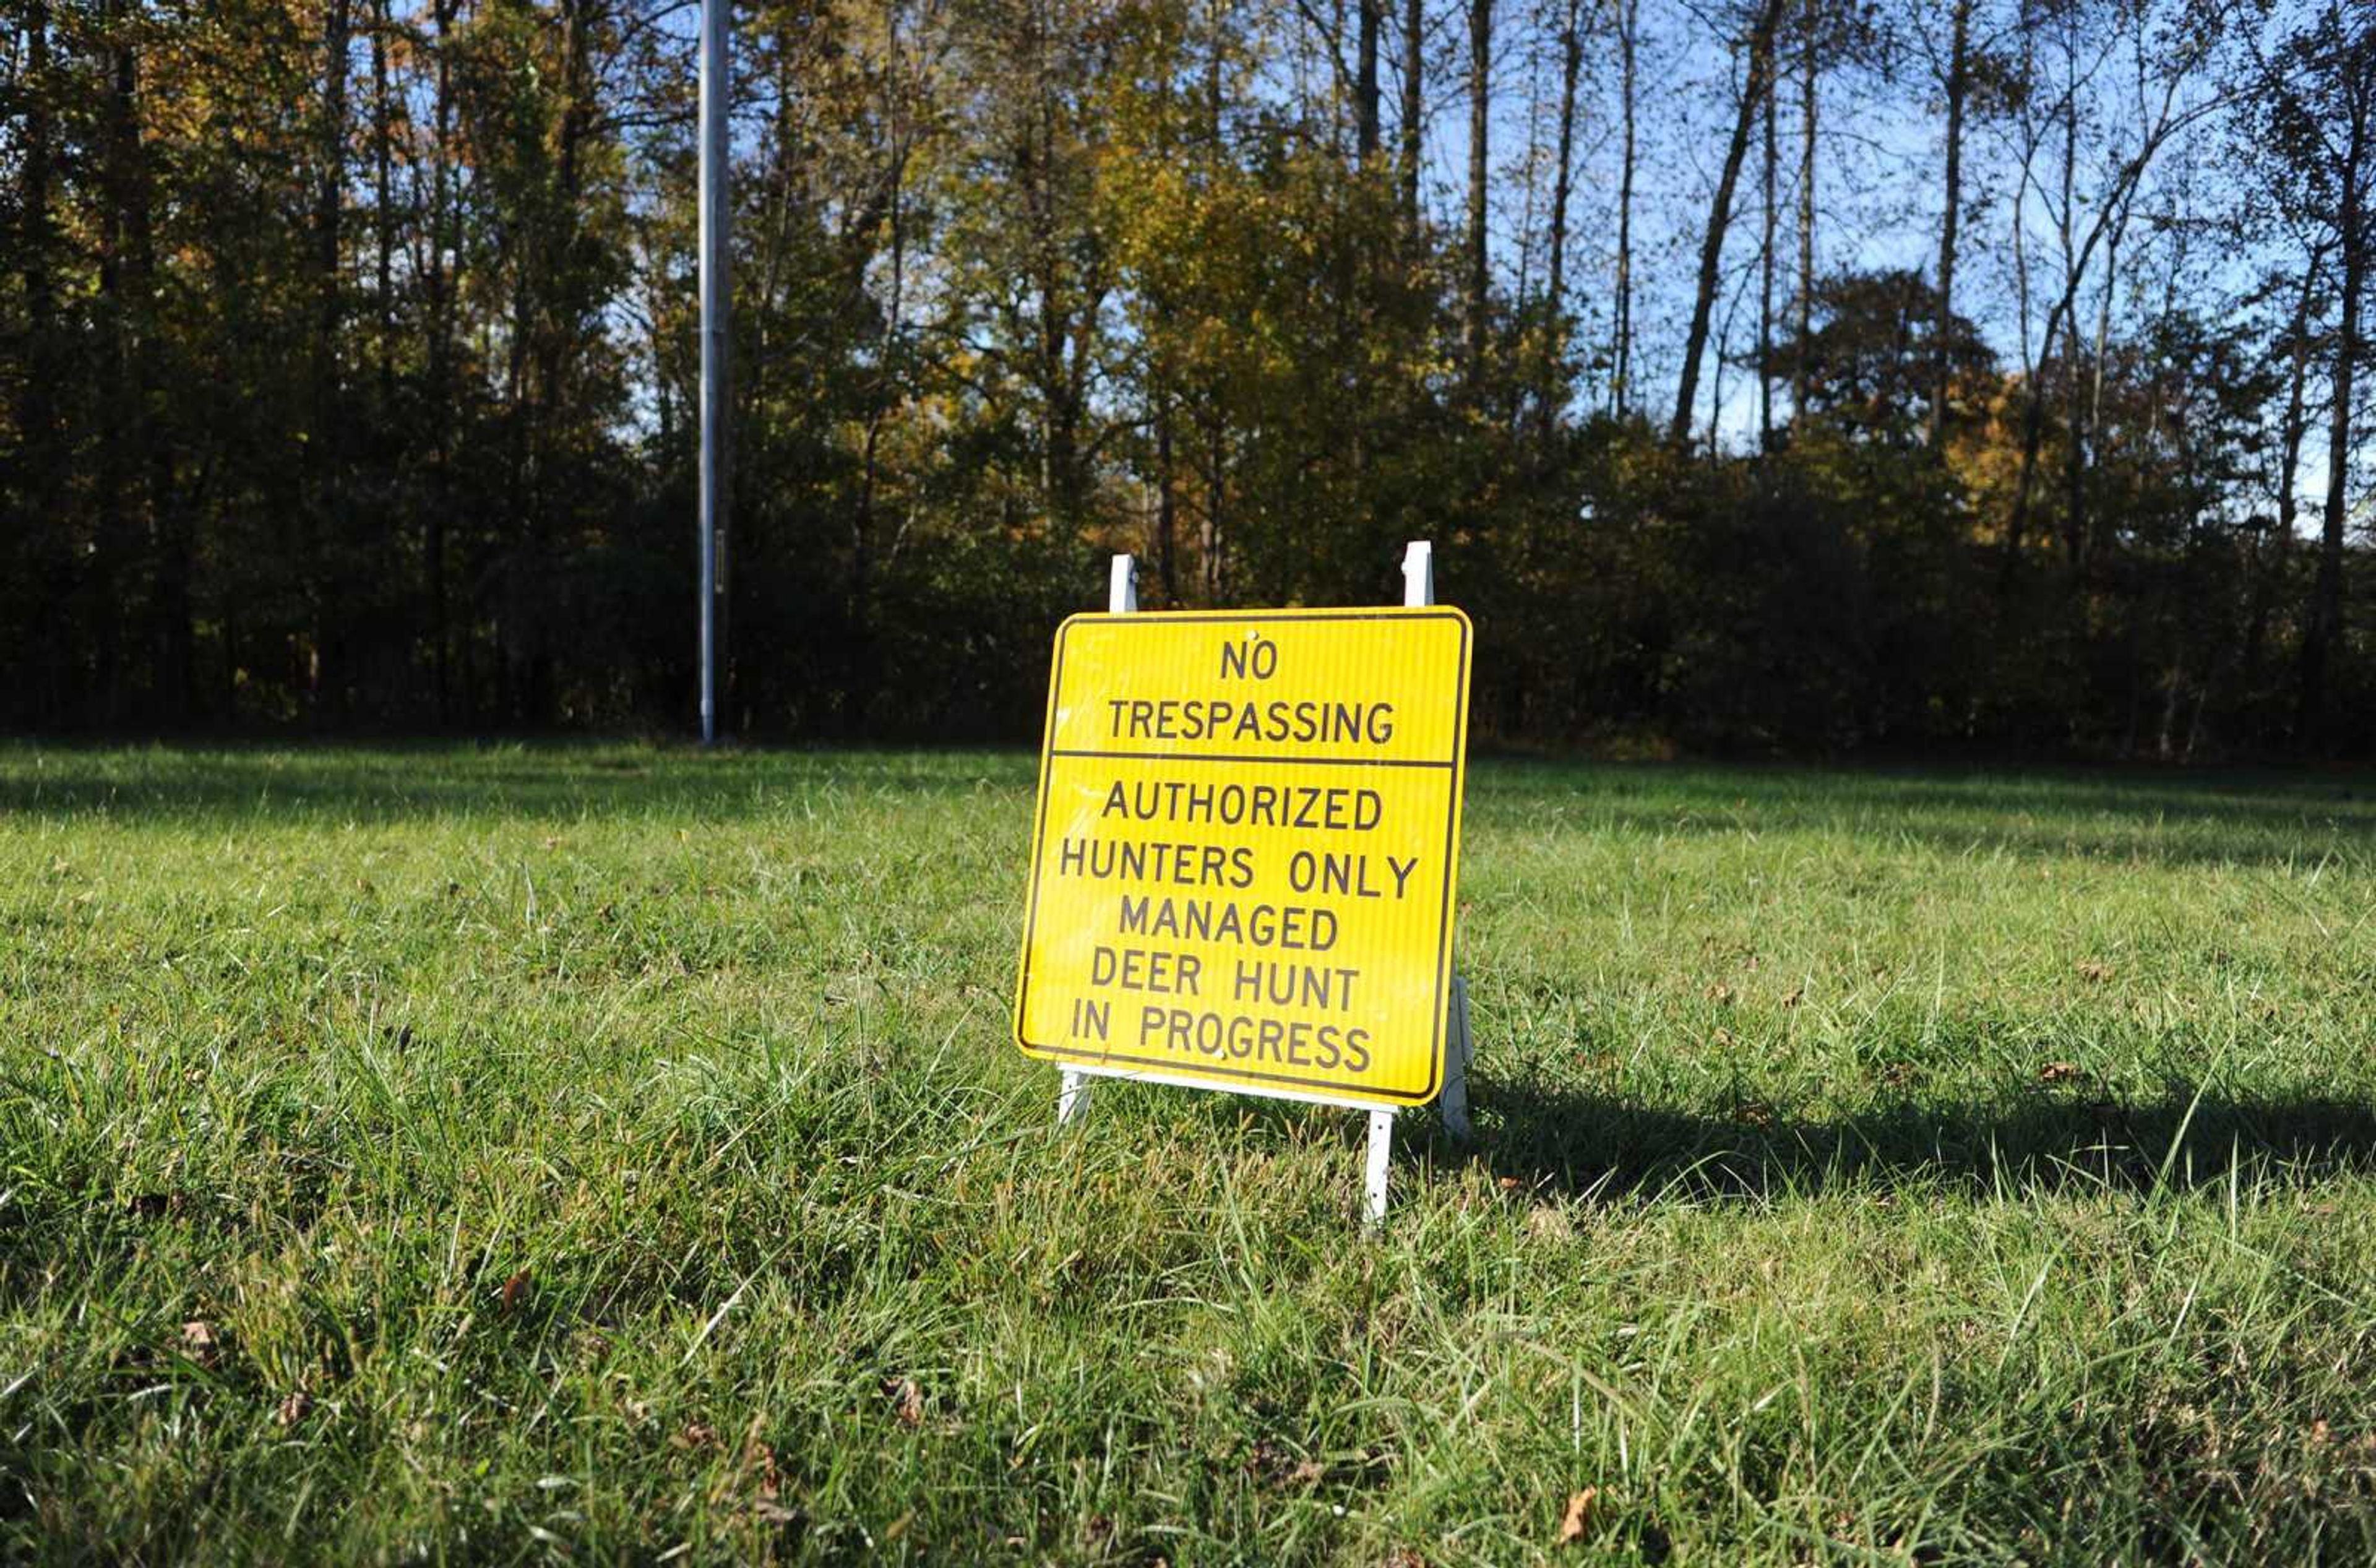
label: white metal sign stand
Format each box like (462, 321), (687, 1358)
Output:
(1054, 542), (1476, 1226)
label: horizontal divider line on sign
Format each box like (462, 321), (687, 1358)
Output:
(1048, 748), (1457, 769)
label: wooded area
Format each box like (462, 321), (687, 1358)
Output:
(2, 0), (2369, 755)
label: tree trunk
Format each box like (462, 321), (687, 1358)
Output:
(1156, 405), (1179, 602)
(2299, 104), (2366, 744)
(1758, 43), (1776, 449)
(1400, 0), (1424, 220)
(1793, 0), (1815, 421)
(1463, 0), (1491, 386)
(111, 9), (190, 722)
(2245, 261), (2320, 713)
(1611, 0), (1635, 415)
(313, 0), (352, 719)
(1540, 0), (1581, 438)
(17, 0), (58, 535)
(1929, 0), (1969, 452)
(1669, 0), (1787, 444)
(2066, 227), (2121, 572)
(425, 0), (457, 723)
(1358, 0), (1382, 163)
(95, 0), (142, 723)
(371, 0), (396, 412)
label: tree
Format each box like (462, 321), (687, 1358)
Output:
(1671, 0), (1789, 444)
(2250, 4), (2375, 744)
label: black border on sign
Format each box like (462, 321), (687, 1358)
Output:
(1010, 607), (1472, 1106)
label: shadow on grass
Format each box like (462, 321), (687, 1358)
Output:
(1455, 1077), (2376, 1200)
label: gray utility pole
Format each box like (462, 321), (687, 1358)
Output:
(698, 0), (731, 744)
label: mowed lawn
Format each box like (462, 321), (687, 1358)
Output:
(6, 747), (2376, 1565)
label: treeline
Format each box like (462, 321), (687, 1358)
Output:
(1, 0), (2369, 755)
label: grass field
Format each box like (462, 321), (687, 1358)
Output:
(6, 746), (2376, 1564)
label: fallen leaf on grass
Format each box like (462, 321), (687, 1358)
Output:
(276, 1390), (313, 1429)
(498, 1269), (532, 1313)
(1705, 983), (1735, 1006)
(882, 1377), (924, 1428)
(1732, 1103), (1774, 1129)
(674, 1422), (718, 1450)
(1558, 1488), (1598, 1544)
(1781, 985), (1804, 1008)
(2038, 1061), (2083, 1084)
(2077, 961), (2113, 983)
(181, 1321), (221, 1366)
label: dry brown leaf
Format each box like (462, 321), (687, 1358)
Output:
(884, 1376), (924, 1428)
(1289, 1458), (1326, 1486)
(2038, 1061), (2083, 1083)
(181, 1320), (220, 1366)
(2078, 961), (2112, 983)
(1705, 983), (1735, 1006)
(674, 1421), (718, 1450)
(1558, 1488), (1598, 1544)
(499, 1269), (532, 1312)
(1732, 1103), (1774, 1129)
(1712, 1028), (1737, 1048)
(275, 1390), (312, 1429)
(1781, 985), (1804, 1008)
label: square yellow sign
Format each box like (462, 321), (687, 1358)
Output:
(1014, 608), (1473, 1108)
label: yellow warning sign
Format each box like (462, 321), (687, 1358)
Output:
(1014, 608), (1473, 1108)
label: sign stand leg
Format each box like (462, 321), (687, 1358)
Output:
(1365, 1109), (1395, 1225)
(1403, 541), (1477, 1150)
(1057, 552), (1142, 1130)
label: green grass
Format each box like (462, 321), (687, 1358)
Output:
(6, 745), (2376, 1564)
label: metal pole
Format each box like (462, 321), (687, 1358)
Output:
(697, 0), (731, 744)
(1058, 553), (1139, 1128)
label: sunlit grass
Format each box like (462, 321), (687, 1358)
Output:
(4, 744), (2375, 1562)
